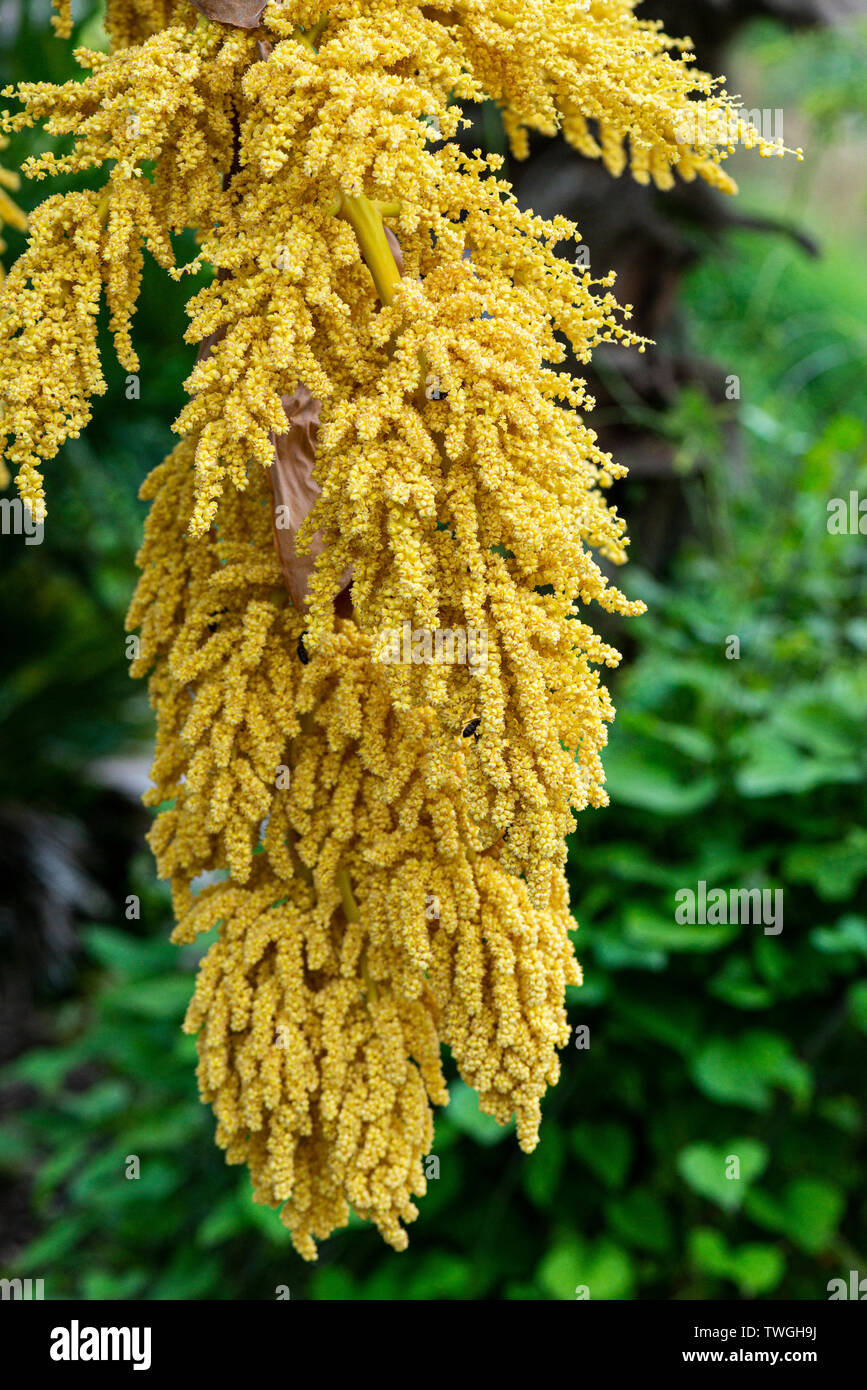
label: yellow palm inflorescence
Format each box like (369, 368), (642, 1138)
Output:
(1, 0), (793, 1255)
(0, 136), (27, 489)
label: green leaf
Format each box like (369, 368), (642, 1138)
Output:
(689, 1226), (731, 1278)
(604, 743), (718, 815)
(537, 1239), (584, 1299)
(310, 1266), (358, 1300)
(247, 1195), (295, 1245)
(197, 1190), (249, 1248)
(612, 992), (701, 1053)
(61, 1080), (132, 1123)
(121, 1104), (204, 1151)
(447, 1081), (511, 1146)
(709, 957), (773, 1010)
(731, 1244), (786, 1296)
(691, 1032), (811, 1111)
(82, 924), (177, 979)
(402, 1251), (471, 1300)
(772, 698), (857, 761)
(580, 1239), (635, 1300)
(811, 915), (867, 957)
(592, 936), (667, 972)
(735, 728), (857, 797)
(523, 1126), (565, 1208)
(817, 1095), (860, 1133)
(692, 1041), (771, 1110)
(625, 909), (738, 953)
(2, 1043), (91, 1096)
(69, 1154), (182, 1206)
(149, 1247), (222, 1300)
(784, 831), (867, 900)
(606, 1188), (673, 1255)
(677, 1139), (768, 1211)
(783, 1179), (845, 1254)
(744, 1177), (845, 1254)
(104, 976), (192, 1020)
(81, 1269), (147, 1301)
(689, 1227), (784, 1295)
(570, 1122), (632, 1189)
(10, 1214), (94, 1273)
(590, 843), (682, 889)
(33, 1138), (92, 1206)
(848, 980), (867, 1032)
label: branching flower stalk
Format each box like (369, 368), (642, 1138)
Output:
(1, 0), (793, 1256)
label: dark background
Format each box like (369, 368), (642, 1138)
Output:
(1, 0), (865, 1299)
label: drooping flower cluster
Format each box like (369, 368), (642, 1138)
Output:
(1, 0), (788, 1254)
(0, 137), (26, 489)
(129, 441), (579, 1253)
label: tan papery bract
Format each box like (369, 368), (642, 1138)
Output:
(191, 0), (267, 27)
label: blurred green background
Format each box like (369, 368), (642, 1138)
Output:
(0, 1), (865, 1300)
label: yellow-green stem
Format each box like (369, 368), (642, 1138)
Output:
(336, 867), (361, 923)
(338, 193), (432, 390)
(338, 193), (404, 306)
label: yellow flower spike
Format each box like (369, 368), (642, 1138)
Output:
(2, 0), (798, 1256)
(50, 1), (73, 40)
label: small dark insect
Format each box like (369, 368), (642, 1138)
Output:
(207, 606), (226, 634)
(297, 634), (309, 665)
(462, 718), (481, 738)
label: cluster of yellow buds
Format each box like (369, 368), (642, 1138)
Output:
(0, 136), (27, 488)
(0, 0), (786, 1254)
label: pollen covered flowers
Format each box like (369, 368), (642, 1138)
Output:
(1, 0), (790, 1256)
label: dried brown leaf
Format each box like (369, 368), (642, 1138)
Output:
(268, 386), (352, 612)
(190, 1), (267, 29)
